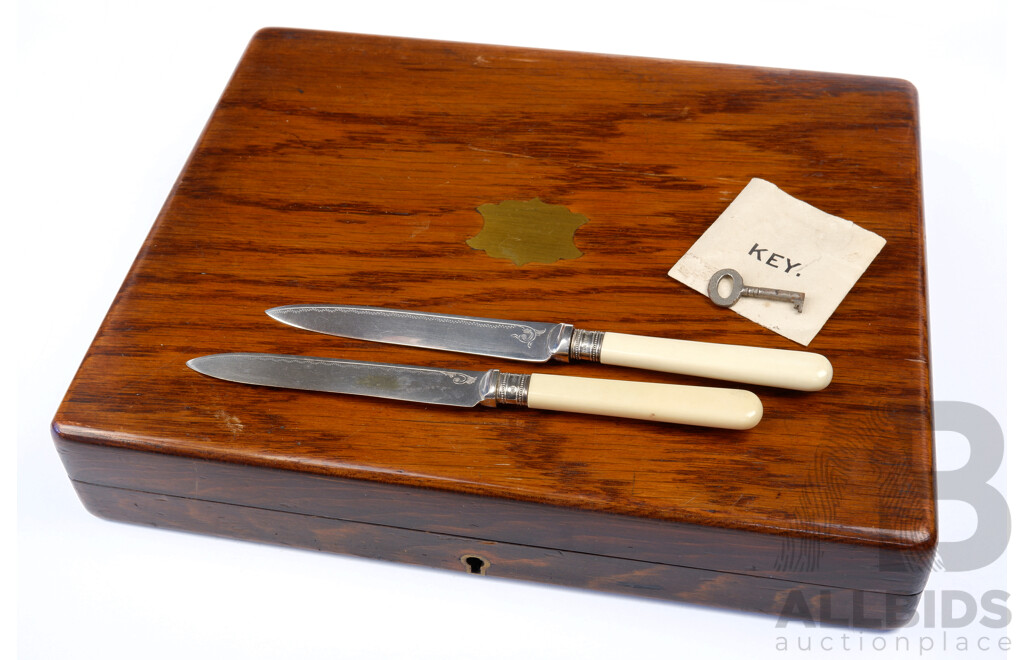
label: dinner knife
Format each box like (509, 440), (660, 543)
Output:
(266, 305), (833, 391)
(187, 353), (763, 429)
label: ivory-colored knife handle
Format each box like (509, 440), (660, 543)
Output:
(526, 374), (762, 429)
(597, 332), (833, 391)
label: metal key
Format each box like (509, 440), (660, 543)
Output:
(707, 268), (805, 313)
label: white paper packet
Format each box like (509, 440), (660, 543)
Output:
(668, 178), (886, 345)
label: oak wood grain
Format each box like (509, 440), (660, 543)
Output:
(52, 28), (935, 620)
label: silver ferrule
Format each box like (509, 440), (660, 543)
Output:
(549, 323), (575, 362)
(495, 371), (531, 407)
(568, 328), (605, 363)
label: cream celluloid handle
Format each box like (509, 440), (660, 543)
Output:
(598, 332), (832, 392)
(526, 374), (762, 430)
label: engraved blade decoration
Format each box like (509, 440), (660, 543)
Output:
(266, 305), (573, 363)
(187, 353), (497, 407)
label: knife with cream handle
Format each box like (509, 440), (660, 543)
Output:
(187, 353), (763, 429)
(266, 305), (832, 391)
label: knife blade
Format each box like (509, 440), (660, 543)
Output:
(187, 353), (763, 429)
(266, 305), (833, 391)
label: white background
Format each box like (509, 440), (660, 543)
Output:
(8, 1), (1017, 657)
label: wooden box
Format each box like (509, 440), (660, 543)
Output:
(52, 28), (935, 627)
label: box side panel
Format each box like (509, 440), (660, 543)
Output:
(55, 432), (935, 596)
(73, 480), (920, 628)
